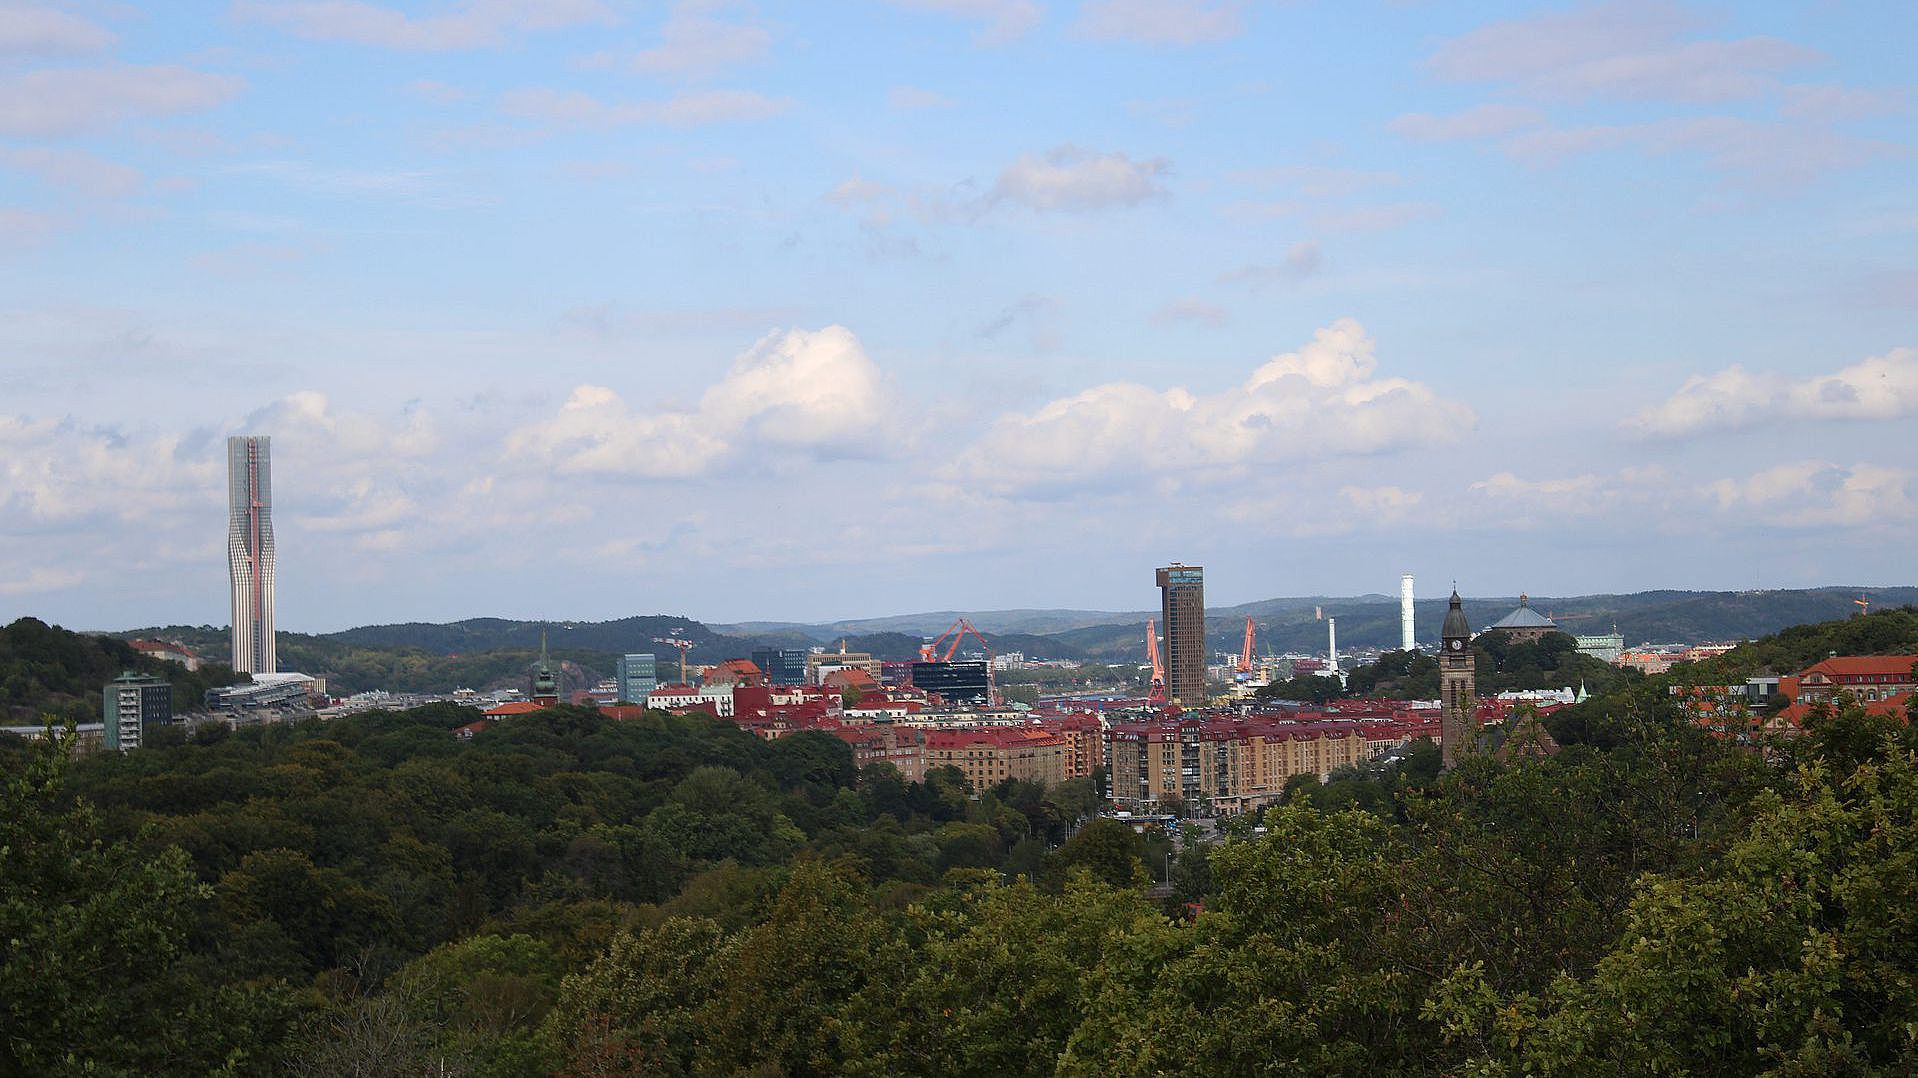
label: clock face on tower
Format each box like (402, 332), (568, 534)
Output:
(1449, 639), (1463, 651)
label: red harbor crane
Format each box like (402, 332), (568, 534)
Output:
(1238, 616), (1256, 675)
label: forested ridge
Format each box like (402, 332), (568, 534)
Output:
(4, 613), (1918, 1074)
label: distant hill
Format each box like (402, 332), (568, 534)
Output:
(106, 586), (1914, 696)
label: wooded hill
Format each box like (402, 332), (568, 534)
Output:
(7, 608), (1918, 1073)
(0, 618), (243, 725)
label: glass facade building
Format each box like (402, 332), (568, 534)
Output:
(227, 435), (276, 674)
(910, 660), (991, 706)
(616, 653), (658, 703)
(752, 647), (808, 686)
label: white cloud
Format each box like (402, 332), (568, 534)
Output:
(235, 0), (616, 50)
(501, 86), (792, 127)
(1429, 0), (1818, 103)
(1703, 461), (1918, 528)
(0, 64), (243, 137)
(613, 0), (770, 79)
(0, 566), (85, 596)
(0, 3), (116, 55)
(949, 318), (1475, 496)
(1073, 0), (1246, 45)
(992, 146), (1169, 211)
(1628, 347), (1918, 437)
(506, 326), (888, 479)
(0, 415), (221, 527)
(1390, 104), (1546, 142)
(882, 0), (1041, 46)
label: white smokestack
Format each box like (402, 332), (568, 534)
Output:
(1328, 617), (1339, 675)
(1401, 573), (1415, 653)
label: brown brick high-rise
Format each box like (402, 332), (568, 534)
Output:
(1157, 564), (1206, 705)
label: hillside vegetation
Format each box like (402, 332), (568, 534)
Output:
(0, 618), (243, 725)
(7, 628), (1918, 1073)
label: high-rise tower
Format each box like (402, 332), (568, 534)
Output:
(1439, 589), (1475, 770)
(227, 435), (276, 674)
(1400, 573), (1415, 653)
(1156, 564), (1205, 705)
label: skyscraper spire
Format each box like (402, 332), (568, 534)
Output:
(532, 630), (558, 705)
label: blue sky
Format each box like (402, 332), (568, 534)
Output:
(1, 0), (1914, 631)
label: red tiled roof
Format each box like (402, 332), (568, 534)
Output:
(1779, 690), (1912, 725)
(1798, 655), (1918, 679)
(483, 701), (544, 717)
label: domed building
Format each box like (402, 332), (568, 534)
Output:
(1485, 594), (1560, 645)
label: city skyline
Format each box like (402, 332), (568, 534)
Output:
(0, 2), (1914, 632)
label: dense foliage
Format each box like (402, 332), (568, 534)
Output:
(6, 613), (1918, 1074)
(0, 617), (244, 725)
(1262, 632), (1633, 703)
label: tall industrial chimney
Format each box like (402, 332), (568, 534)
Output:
(1401, 573), (1415, 653)
(1327, 617), (1339, 677)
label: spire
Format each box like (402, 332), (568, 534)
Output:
(1442, 588), (1471, 642)
(532, 629), (558, 702)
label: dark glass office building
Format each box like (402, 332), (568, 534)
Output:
(910, 660), (990, 706)
(752, 647), (809, 686)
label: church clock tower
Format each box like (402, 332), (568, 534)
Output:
(1439, 589), (1475, 771)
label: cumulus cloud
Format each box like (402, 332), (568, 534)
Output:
(882, 0), (1041, 45)
(1429, 0), (1818, 103)
(500, 86), (791, 127)
(1073, 0), (1247, 45)
(1628, 347), (1918, 437)
(1703, 461), (1918, 528)
(506, 326), (888, 480)
(235, 0), (616, 50)
(991, 146), (1170, 211)
(948, 318), (1475, 496)
(0, 64), (243, 137)
(0, 414), (220, 527)
(0, 3), (117, 56)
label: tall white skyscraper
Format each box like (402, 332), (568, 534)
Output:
(228, 435), (276, 674)
(1401, 573), (1416, 652)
